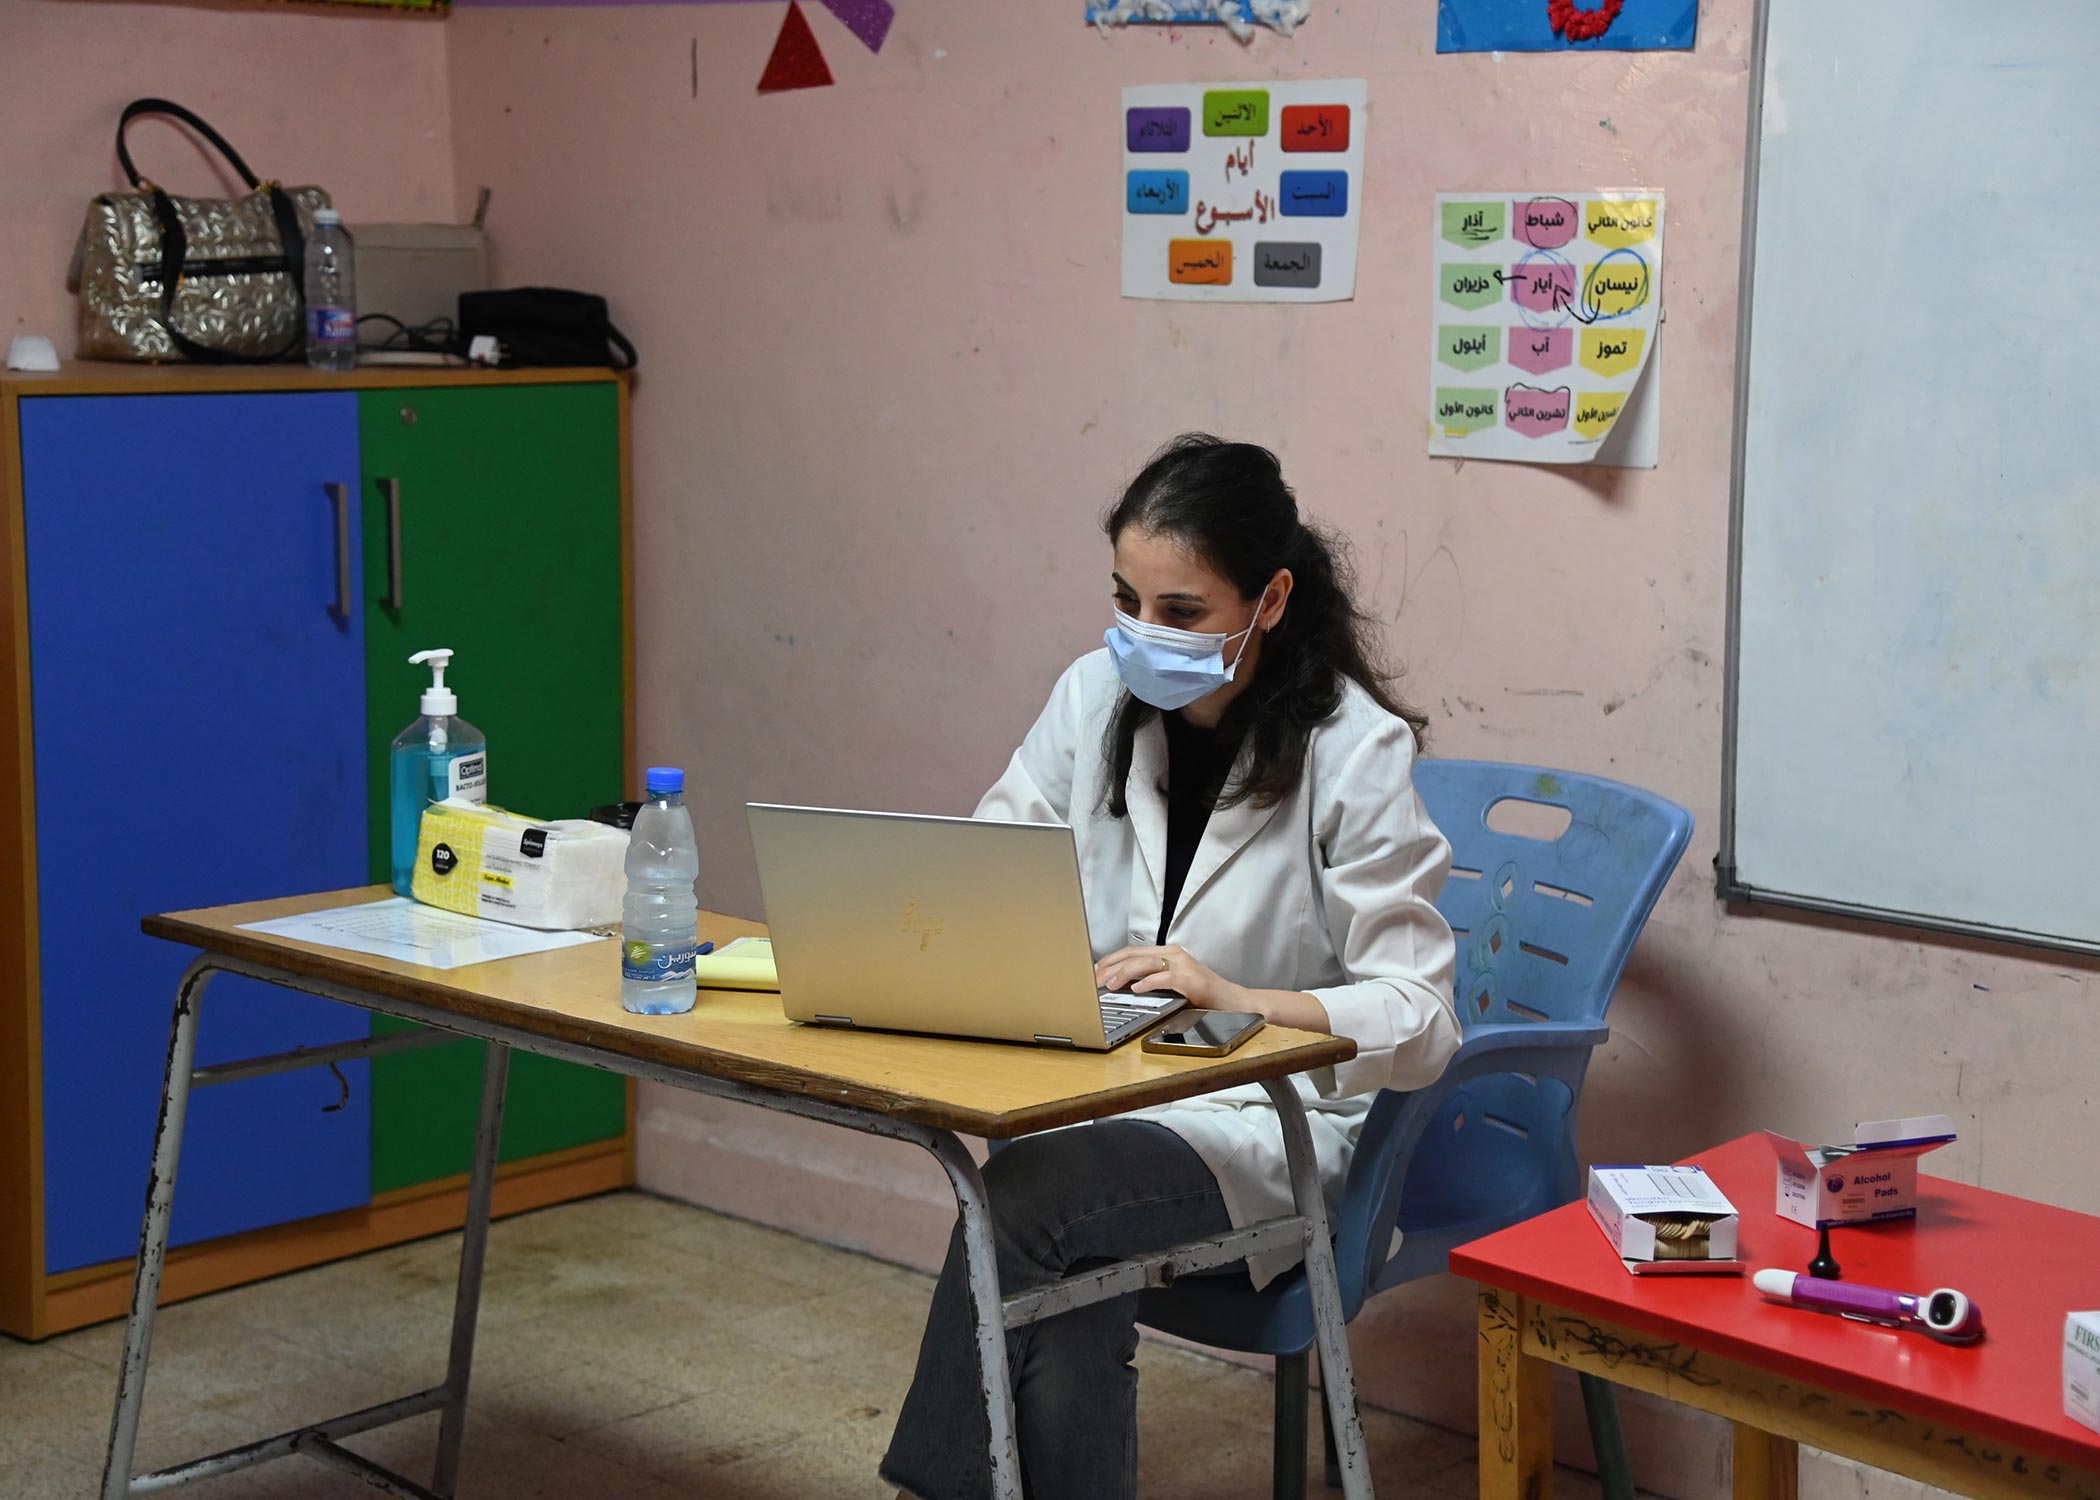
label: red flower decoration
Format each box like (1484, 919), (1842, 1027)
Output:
(1548, 0), (1624, 42)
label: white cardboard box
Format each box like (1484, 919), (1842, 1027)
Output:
(2068, 1311), (2100, 1436)
(1763, 1115), (1957, 1228)
(1587, 1165), (1741, 1275)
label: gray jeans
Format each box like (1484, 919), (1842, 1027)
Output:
(881, 1120), (1240, 1500)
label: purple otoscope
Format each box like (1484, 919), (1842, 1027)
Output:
(1753, 1269), (1985, 1344)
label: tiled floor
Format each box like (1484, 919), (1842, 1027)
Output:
(2, 1191), (1613, 1498)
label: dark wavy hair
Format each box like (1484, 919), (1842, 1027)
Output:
(1102, 434), (1427, 817)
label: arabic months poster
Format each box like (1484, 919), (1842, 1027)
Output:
(1428, 189), (1664, 466)
(1122, 79), (1366, 303)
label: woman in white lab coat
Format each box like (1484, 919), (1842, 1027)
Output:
(883, 434), (1460, 1500)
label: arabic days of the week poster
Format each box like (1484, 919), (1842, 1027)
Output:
(1121, 79), (1366, 304)
(1428, 189), (1665, 467)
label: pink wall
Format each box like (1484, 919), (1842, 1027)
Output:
(0, 0), (455, 349)
(9, 1), (2090, 1493)
(445, 3), (2100, 1494)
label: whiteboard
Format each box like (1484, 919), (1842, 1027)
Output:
(1721, 0), (2100, 954)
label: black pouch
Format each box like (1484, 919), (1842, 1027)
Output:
(457, 287), (636, 370)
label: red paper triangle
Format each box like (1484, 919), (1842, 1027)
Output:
(758, 1), (834, 93)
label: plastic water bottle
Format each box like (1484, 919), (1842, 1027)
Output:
(621, 767), (701, 1015)
(304, 209), (357, 371)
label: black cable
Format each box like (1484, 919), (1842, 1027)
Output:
(356, 312), (462, 356)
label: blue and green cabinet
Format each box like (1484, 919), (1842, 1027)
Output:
(0, 366), (633, 1338)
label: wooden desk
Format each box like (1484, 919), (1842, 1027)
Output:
(1452, 1134), (2100, 1500)
(105, 887), (1371, 1500)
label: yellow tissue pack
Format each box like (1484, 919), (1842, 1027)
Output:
(692, 937), (779, 992)
(412, 800), (628, 931)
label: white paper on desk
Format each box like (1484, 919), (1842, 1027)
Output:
(239, 897), (603, 970)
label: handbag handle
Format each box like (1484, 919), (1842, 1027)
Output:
(117, 98), (309, 364)
(605, 319), (637, 372)
(117, 98), (263, 192)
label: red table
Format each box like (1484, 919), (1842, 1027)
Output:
(1451, 1134), (2100, 1500)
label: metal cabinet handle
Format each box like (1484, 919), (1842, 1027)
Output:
(380, 477), (404, 611)
(325, 482), (351, 625)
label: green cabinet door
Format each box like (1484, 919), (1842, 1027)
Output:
(359, 382), (629, 1194)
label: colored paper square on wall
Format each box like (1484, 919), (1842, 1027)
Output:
(1435, 387), (1500, 434)
(1440, 263), (1501, 311)
(1279, 171), (1348, 217)
(1127, 106), (1192, 153)
(1585, 197), (1659, 247)
(1508, 327), (1573, 374)
(1581, 327), (1645, 376)
(1279, 105), (1350, 153)
(1582, 254), (1652, 317)
(1441, 200), (1506, 247)
(1202, 90), (1269, 137)
(1506, 383), (1572, 439)
(1127, 170), (1192, 215)
(1509, 257), (1576, 314)
(1169, 238), (1233, 284)
(1574, 390), (1629, 439)
(1439, 325), (1500, 372)
(1253, 242), (1322, 288)
(1437, 0), (1696, 52)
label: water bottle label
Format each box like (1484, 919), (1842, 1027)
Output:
(447, 752), (487, 803)
(623, 938), (697, 985)
(308, 306), (355, 345)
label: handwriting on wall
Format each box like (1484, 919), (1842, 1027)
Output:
(1427, 189), (1665, 465)
(1122, 80), (1366, 302)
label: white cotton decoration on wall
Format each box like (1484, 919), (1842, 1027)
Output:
(1247, 0), (1313, 35)
(1088, 0), (1313, 39)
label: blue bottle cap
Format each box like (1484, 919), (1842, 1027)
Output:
(644, 766), (685, 795)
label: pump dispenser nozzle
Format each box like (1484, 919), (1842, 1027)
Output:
(408, 648), (458, 717)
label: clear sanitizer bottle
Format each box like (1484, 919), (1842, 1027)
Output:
(391, 648), (489, 896)
(621, 767), (700, 1015)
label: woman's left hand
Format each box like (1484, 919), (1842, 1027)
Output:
(1094, 945), (1250, 1012)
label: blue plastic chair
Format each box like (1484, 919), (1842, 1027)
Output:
(1136, 760), (1693, 1499)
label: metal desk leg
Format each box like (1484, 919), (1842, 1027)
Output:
(915, 1129), (1023, 1500)
(1261, 1077), (1374, 1500)
(101, 959), (213, 1500)
(432, 1042), (510, 1496)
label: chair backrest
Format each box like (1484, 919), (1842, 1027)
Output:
(1332, 761), (1693, 1312)
(1413, 761), (1693, 1034)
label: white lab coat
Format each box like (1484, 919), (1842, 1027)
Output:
(975, 649), (1460, 1288)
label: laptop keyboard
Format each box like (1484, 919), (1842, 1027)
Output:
(1100, 994), (1178, 1044)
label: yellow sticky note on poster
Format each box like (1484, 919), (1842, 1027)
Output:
(1574, 391), (1629, 441)
(1581, 328), (1646, 377)
(1585, 199), (1658, 248)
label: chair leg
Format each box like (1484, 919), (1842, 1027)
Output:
(1320, 1395), (1342, 1489)
(1580, 1371), (1634, 1500)
(1274, 1350), (1310, 1500)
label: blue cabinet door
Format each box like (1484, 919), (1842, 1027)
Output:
(21, 393), (374, 1274)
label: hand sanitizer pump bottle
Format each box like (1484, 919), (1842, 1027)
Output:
(390, 648), (489, 896)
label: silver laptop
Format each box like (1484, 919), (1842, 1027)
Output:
(746, 805), (1187, 1049)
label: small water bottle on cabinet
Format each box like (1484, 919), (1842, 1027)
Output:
(621, 768), (701, 1015)
(304, 209), (357, 371)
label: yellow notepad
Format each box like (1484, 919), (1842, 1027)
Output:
(692, 936), (779, 992)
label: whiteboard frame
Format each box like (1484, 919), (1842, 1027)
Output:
(1714, 0), (2100, 959)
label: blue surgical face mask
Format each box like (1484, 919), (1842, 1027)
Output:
(1104, 591), (1268, 712)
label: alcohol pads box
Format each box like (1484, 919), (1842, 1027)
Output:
(1762, 1115), (1957, 1229)
(1587, 1165), (1741, 1276)
(2068, 1312), (2100, 1436)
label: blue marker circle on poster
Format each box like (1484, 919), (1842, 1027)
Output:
(1580, 246), (1652, 323)
(1511, 248), (1576, 331)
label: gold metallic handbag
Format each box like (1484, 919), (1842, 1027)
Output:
(68, 99), (332, 363)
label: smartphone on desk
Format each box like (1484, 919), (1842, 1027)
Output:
(1141, 1011), (1265, 1057)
